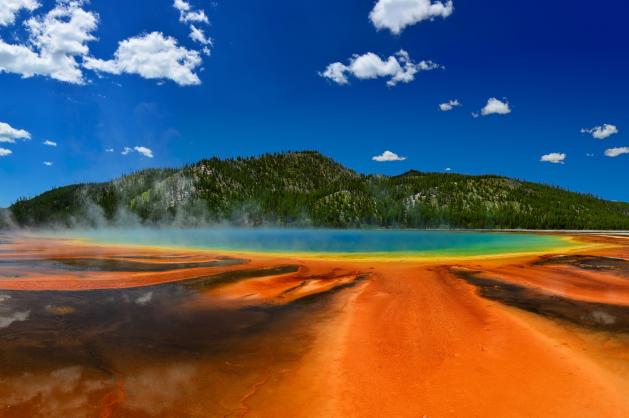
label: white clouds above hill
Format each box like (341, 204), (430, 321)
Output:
(173, 0), (212, 55)
(0, 121), (30, 143)
(0, 0), (98, 84)
(370, 0), (454, 34)
(321, 50), (441, 86)
(540, 152), (566, 164)
(134, 146), (153, 158)
(120, 145), (154, 158)
(84, 32), (202, 86)
(372, 150), (406, 162)
(0, 1), (210, 84)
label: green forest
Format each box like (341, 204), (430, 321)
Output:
(5, 151), (629, 230)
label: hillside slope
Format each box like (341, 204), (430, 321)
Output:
(6, 151), (629, 229)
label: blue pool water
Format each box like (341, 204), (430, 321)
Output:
(59, 228), (574, 257)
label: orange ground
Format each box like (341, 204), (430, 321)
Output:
(292, 262), (629, 418)
(1, 234), (629, 417)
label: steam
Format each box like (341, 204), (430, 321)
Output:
(135, 291), (153, 306)
(0, 208), (15, 229)
(0, 310), (30, 329)
(2, 173), (320, 231)
(0, 295), (30, 329)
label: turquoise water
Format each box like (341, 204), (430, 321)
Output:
(59, 228), (574, 257)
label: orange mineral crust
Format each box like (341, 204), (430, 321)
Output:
(313, 264), (629, 418)
(0, 233), (628, 417)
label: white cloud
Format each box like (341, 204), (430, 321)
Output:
(43, 161), (52, 166)
(439, 99), (460, 111)
(43, 139), (57, 146)
(480, 97), (511, 116)
(121, 146), (154, 158)
(134, 146), (153, 158)
(586, 153), (594, 157)
(0, 0), (39, 26)
(540, 152), (566, 164)
(173, 0), (191, 17)
(320, 62), (348, 84)
(26, 1), (97, 58)
(604, 147), (629, 158)
(84, 32), (202, 86)
(0, 121), (30, 143)
(0, 0), (98, 84)
(321, 50), (441, 87)
(105, 147), (114, 152)
(189, 25), (212, 47)
(581, 124), (618, 140)
(444, 167), (452, 171)
(173, 0), (212, 54)
(370, 0), (454, 35)
(0, 147), (12, 157)
(173, 0), (208, 24)
(372, 150), (406, 162)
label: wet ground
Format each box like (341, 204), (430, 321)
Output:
(1, 233), (629, 417)
(451, 266), (629, 331)
(0, 234), (368, 417)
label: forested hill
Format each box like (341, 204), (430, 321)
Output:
(4, 151), (629, 230)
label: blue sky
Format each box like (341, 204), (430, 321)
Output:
(0, 0), (627, 207)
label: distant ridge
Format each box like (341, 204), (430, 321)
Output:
(4, 151), (629, 230)
(394, 169), (424, 178)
